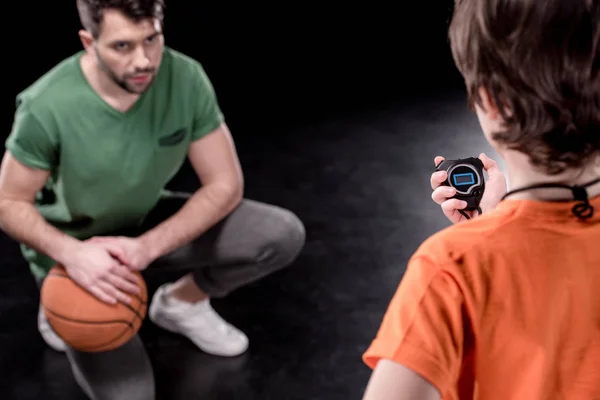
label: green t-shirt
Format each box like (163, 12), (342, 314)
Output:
(5, 47), (224, 278)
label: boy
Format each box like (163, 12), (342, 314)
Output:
(362, 0), (600, 399)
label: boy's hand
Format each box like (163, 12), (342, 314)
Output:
(430, 153), (507, 224)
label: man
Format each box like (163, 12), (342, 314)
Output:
(362, 0), (600, 399)
(0, 1), (305, 399)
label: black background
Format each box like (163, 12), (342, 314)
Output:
(4, 2), (462, 137)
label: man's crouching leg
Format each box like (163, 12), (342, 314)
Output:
(147, 198), (306, 356)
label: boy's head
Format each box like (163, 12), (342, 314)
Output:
(449, 0), (600, 176)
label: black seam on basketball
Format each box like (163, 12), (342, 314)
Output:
(122, 302), (144, 321)
(44, 307), (135, 327)
(135, 296), (147, 323)
(45, 314), (133, 352)
(127, 291), (147, 336)
(42, 274), (147, 352)
(78, 299), (146, 352)
(44, 307), (143, 352)
(45, 274), (148, 305)
(129, 291), (148, 305)
(78, 324), (135, 352)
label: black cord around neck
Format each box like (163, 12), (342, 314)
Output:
(459, 207), (482, 220)
(501, 178), (600, 220)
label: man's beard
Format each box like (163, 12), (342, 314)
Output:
(94, 47), (156, 94)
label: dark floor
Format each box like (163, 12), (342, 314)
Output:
(0, 91), (501, 400)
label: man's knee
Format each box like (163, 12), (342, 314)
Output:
(258, 206), (306, 270)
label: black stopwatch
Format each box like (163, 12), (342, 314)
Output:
(435, 157), (486, 217)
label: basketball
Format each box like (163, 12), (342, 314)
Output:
(40, 264), (148, 353)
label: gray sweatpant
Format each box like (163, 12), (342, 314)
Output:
(53, 195), (306, 400)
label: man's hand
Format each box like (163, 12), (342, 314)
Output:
(430, 153), (507, 224)
(86, 236), (153, 272)
(62, 241), (142, 305)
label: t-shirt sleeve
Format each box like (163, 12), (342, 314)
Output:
(362, 255), (468, 394)
(190, 63), (225, 141)
(4, 103), (58, 170)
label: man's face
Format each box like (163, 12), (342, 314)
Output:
(92, 9), (165, 94)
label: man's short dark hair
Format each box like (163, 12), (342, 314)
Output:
(76, 0), (166, 39)
(449, 0), (600, 175)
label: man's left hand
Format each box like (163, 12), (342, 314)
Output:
(86, 236), (153, 271)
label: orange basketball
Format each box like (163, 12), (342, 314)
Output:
(40, 264), (148, 353)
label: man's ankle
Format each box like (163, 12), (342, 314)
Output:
(166, 274), (209, 303)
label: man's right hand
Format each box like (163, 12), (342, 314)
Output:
(430, 153), (508, 224)
(61, 241), (141, 305)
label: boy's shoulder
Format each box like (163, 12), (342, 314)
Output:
(414, 205), (521, 267)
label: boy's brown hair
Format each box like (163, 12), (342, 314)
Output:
(449, 0), (600, 175)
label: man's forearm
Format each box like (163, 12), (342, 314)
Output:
(0, 200), (80, 265)
(139, 183), (242, 262)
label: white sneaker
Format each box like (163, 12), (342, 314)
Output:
(38, 305), (67, 352)
(148, 284), (249, 357)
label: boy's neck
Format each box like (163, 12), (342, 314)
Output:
(503, 151), (600, 201)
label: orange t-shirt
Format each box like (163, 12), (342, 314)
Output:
(363, 195), (600, 400)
